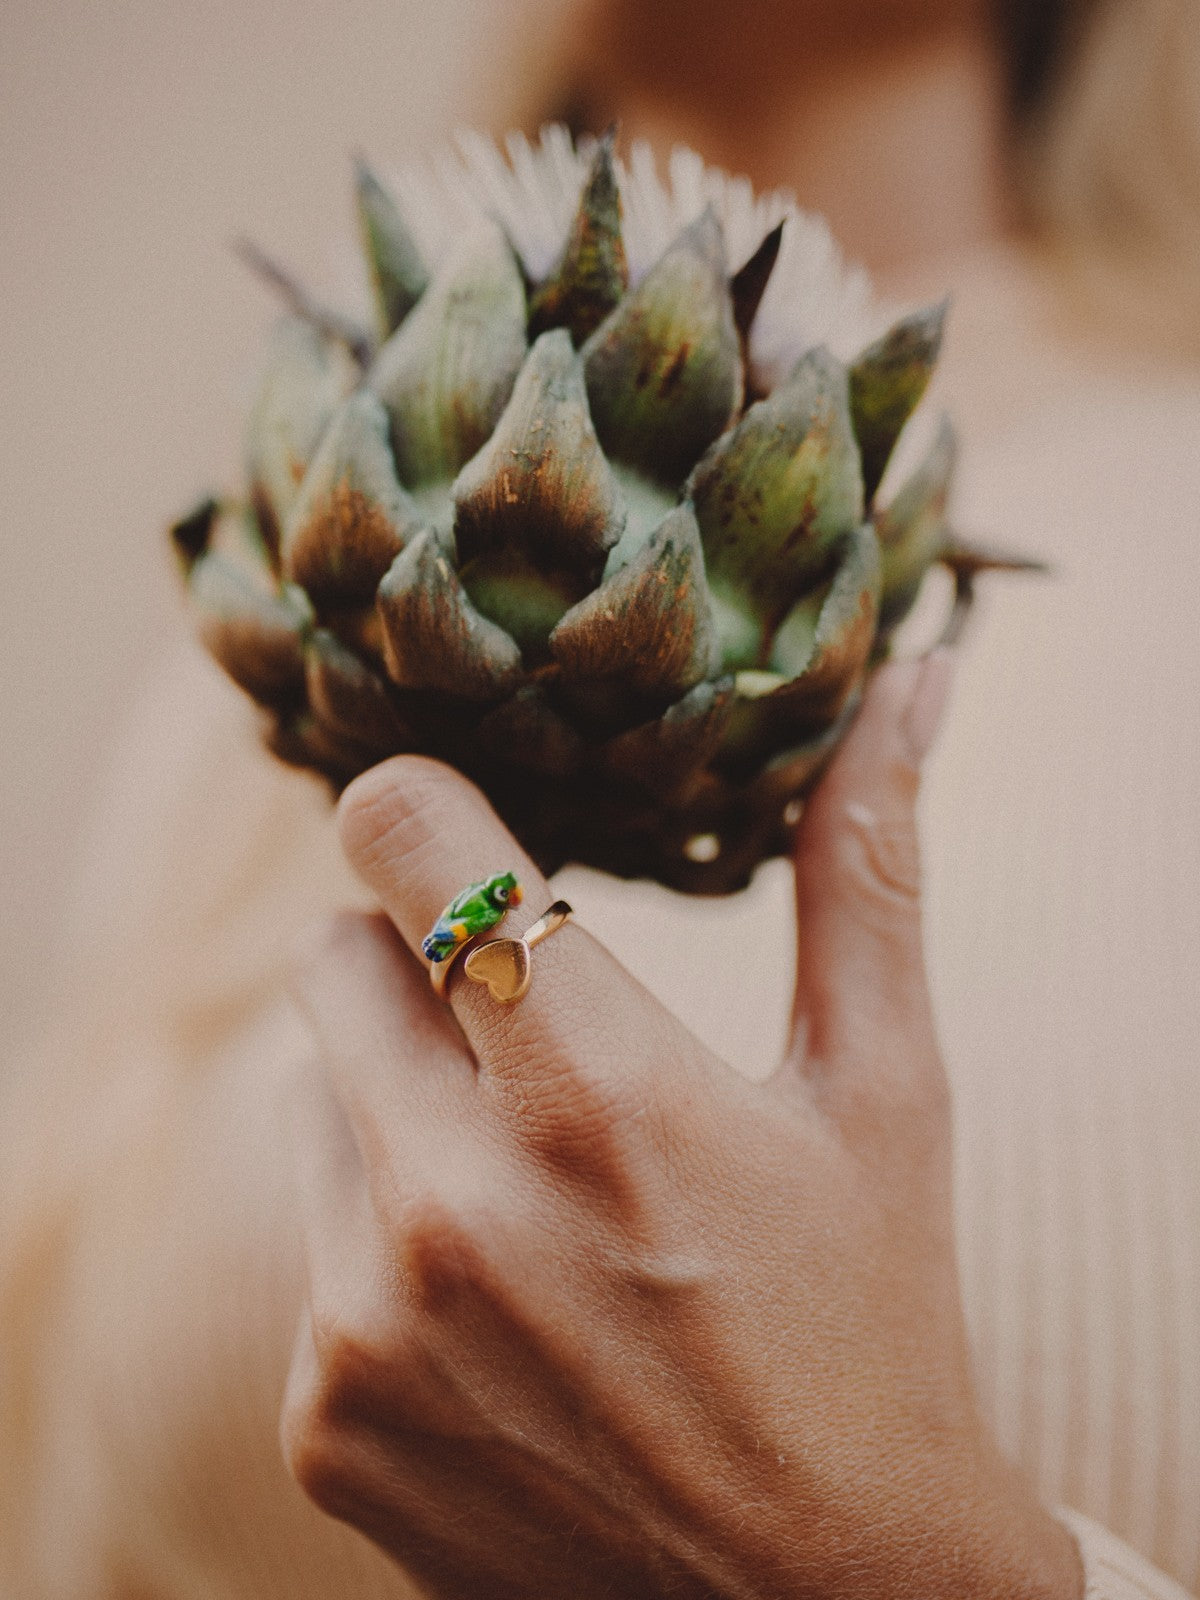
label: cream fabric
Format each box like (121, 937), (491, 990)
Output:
(1062, 1513), (1195, 1600)
(0, 245), (1196, 1597)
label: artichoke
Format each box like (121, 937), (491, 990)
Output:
(172, 128), (1028, 894)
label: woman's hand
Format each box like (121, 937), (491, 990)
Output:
(281, 652), (1083, 1600)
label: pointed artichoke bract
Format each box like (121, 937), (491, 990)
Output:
(170, 497), (221, 573)
(283, 391), (422, 604)
(550, 503), (717, 705)
(355, 157), (428, 339)
(245, 317), (349, 562)
(850, 301), (948, 505)
(189, 553), (313, 706)
(690, 346), (865, 668)
(874, 415), (957, 628)
(730, 222), (784, 348)
(748, 710), (855, 811)
(369, 221), (527, 489)
(528, 131), (627, 347)
(452, 329), (624, 655)
(603, 678), (735, 800)
(582, 209), (742, 488)
(377, 529), (524, 701)
(476, 686), (585, 779)
(720, 524), (881, 767)
(267, 709), (384, 785)
(305, 628), (411, 753)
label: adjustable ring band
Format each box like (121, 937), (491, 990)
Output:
(429, 934), (474, 1000)
(428, 898), (573, 1004)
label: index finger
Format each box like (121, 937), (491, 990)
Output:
(336, 756), (665, 1085)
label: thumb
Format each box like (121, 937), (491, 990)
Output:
(789, 648), (954, 1087)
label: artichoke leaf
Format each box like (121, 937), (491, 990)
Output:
(283, 391), (422, 604)
(550, 502), (718, 704)
(720, 523), (881, 765)
(849, 301), (948, 506)
(369, 220), (527, 490)
(603, 678), (735, 800)
(355, 156), (429, 339)
(583, 208), (743, 488)
(377, 529), (524, 702)
(748, 706), (859, 810)
(453, 329), (625, 625)
(305, 628), (413, 753)
(528, 130), (627, 347)
(873, 414), (957, 629)
(267, 711), (383, 787)
(690, 346), (865, 664)
(169, 497), (220, 573)
(730, 221), (784, 347)
(246, 316), (350, 563)
(475, 686), (586, 779)
(171, 497), (276, 585)
(601, 466), (676, 574)
(189, 553), (313, 706)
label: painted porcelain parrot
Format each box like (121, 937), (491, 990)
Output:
(421, 872), (523, 963)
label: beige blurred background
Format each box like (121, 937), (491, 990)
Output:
(0, 0), (563, 1054)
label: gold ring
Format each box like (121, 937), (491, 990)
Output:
(431, 900), (573, 1004)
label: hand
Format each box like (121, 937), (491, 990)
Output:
(281, 651), (1083, 1600)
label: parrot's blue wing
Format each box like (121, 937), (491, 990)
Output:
(422, 917), (468, 963)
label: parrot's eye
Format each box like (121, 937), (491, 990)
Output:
(495, 886), (509, 902)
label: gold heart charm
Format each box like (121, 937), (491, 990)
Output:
(464, 937), (532, 1004)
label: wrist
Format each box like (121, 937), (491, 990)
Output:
(763, 1448), (1084, 1600)
(874, 1457), (1085, 1600)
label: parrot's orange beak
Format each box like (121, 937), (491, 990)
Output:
(510, 883), (524, 906)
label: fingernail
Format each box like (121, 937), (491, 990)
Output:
(903, 647), (955, 762)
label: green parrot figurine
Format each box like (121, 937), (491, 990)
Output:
(421, 872), (523, 963)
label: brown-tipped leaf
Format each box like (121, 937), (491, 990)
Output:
(582, 209), (742, 488)
(305, 628), (412, 753)
(452, 330), (625, 653)
(377, 529), (524, 701)
(528, 131), (627, 346)
(550, 502), (716, 702)
(246, 317), (349, 562)
(283, 391), (421, 604)
(189, 554), (313, 706)
(849, 301), (948, 504)
(369, 221), (527, 489)
(690, 346), (864, 664)
(603, 678), (735, 800)
(355, 157), (428, 338)
(874, 414), (957, 628)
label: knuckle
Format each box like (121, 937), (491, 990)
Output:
(398, 1192), (498, 1315)
(280, 1388), (352, 1511)
(833, 787), (922, 914)
(307, 1306), (396, 1418)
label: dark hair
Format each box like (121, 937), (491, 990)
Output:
(989, 0), (1098, 122)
